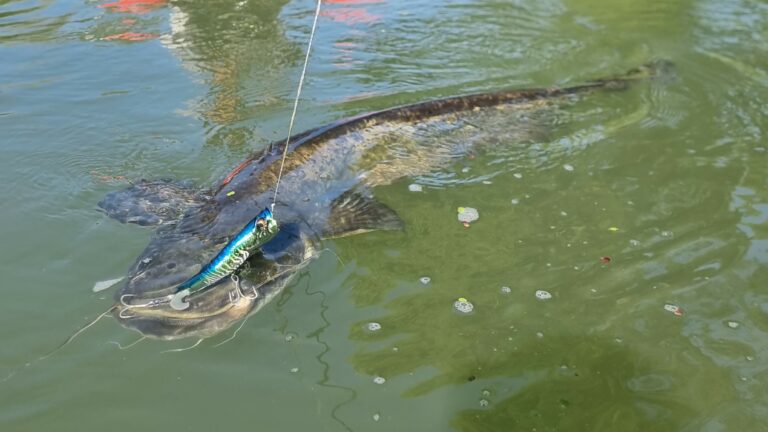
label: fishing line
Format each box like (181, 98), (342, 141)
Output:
(271, 0), (323, 214)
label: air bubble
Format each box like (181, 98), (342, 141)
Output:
(457, 207), (479, 223)
(454, 298), (474, 314)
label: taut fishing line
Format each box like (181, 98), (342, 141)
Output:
(271, 0), (323, 214)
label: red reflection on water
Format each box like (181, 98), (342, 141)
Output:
(99, 0), (168, 14)
(324, 0), (384, 4)
(102, 32), (159, 41)
(321, 8), (380, 24)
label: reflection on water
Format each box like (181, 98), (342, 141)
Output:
(162, 0), (295, 148)
(2, 0), (768, 430)
(0, 0), (70, 43)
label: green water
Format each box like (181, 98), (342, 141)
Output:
(2, 0), (767, 430)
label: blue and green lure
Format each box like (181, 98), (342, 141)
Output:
(169, 208), (279, 310)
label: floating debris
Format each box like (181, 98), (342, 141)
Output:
(513, 173), (523, 179)
(366, 322), (382, 332)
(461, 167), (471, 173)
(408, 184), (423, 192)
(290, 367), (299, 373)
(536, 332), (544, 338)
(563, 164), (574, 171)
(373, 376), (386, 384)
(284, 333), (297, 342)
(511, 198), (520, 205)
(419, 276), (431, 285)
(454, 297), (474, 313)
(226, 191), (236, 197)
(629, 239), (640, 247)
(457, 207), (479, 224)
(664, 304), (683, 316)
(661, 230), (674, 238)
(535, 290), (552, 300)
(600, 256), (612, 264)
(608, 227), (620, 232)
(479, 399), (489, 407)
(482, 180), (492, 185)
(500, 286), (512, 294)
(373, 413), (380, 422)
(727, 321), (740, 329)
(92, 276), (124, 293)
(560, 211), (568, 216)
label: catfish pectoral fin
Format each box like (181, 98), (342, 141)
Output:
(322, 191), (404, 239)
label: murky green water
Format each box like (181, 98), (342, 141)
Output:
(2, 0), (768, 430)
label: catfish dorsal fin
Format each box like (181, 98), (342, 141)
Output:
(323, 191), (404, 239)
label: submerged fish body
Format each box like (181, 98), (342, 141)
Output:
(100, 61), (671, 339)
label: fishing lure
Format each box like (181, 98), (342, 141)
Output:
(169, 207), (279, 310)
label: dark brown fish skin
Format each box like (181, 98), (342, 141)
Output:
(215, 60), (671, 204)
(218, 75), (633, 196)
(108, 60), (671, 339)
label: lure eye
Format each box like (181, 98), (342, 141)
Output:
(256, 219), (266, 229)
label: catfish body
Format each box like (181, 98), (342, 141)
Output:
(100, 61), (671, 339)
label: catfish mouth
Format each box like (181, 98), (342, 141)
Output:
(115, 277), (250, 340)
(113, 225), (317, 340)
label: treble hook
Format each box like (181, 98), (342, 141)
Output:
(230, 274), (258, 302)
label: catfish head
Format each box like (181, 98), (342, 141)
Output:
(101, 181), (318, 340)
